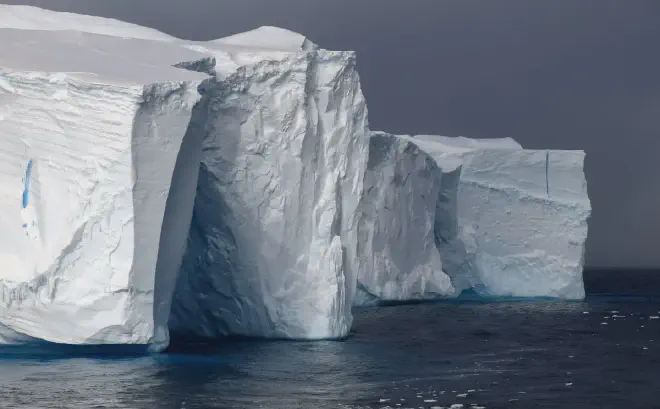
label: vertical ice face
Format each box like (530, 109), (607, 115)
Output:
(0, 28), (208, 348)
(457, 148), (590, 298)
(0, 7), (375, 343)
(405, 134), (591, 299)
(170, 48), (369, 340)
(354, 133), (453, 305)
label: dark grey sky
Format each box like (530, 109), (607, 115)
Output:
(4, 0), (660, 268)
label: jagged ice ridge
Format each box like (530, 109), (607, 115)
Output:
(0, 6), (590, 350)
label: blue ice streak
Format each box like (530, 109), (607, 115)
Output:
(22, 159), (32, 209)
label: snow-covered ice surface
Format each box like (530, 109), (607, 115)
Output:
(0, 4), (177, 41)
(211, 25), (318, 51)
(354, 134), (453, 305)
(404, 134), (591, 299)
(0, 26), (208, 349)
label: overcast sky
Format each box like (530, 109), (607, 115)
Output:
(4, 0), (660, 268)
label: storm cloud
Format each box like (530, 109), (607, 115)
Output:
(3, 0), (659, 268)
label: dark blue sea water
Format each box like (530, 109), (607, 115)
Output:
(1, 269), (659, 409)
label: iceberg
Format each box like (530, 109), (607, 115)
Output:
(0, 6), (369, 345)
(0, 5), (591, 350)
(169, 35), (369, 340)
(401, 134), (591, 299)
(0, 27), (209, 349)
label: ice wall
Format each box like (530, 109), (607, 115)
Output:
(354, 133), (453, 305)
(0, 6), (373, 344)
(406, 134), (591, 299)
(0, 28), (208, 349)
(170, 45), (370, 340)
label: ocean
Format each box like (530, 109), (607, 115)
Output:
(1, 269), (659, 409)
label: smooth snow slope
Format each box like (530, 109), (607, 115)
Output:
(0, 28), (208, 348)
(0, 5), (177, 41)
(406, 134), (591, 299)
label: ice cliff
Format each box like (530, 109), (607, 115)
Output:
(354, 134), (454, 305)
(0, 6), (369, 347)
(0, 6), (590, 350)
(0, 27), (208, 349)
(169, 35), (369, 340)
(396, 134), (591, 299)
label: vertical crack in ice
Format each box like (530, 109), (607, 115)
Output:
(21, 159), (32, 209)
(545, 150), (550, 197)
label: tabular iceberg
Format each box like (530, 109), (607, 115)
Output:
(402, 134), (591, 299)
(0, 5), (591, 350)
(0, 27), (209, 349)
(0, 6), (371, 345)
